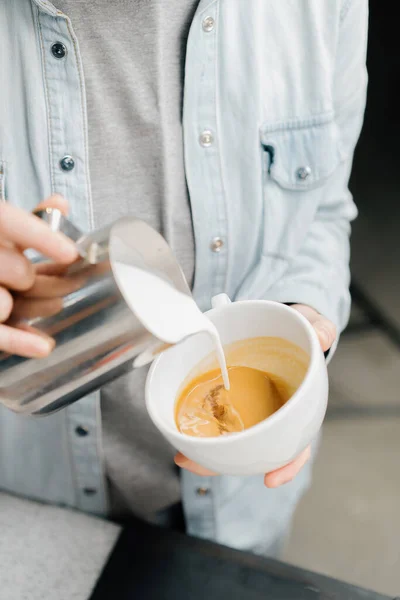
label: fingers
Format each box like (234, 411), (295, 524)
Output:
(0, 246), (35, 291)
(0, 286), (13, 322)
(291, 304), (337, 352)
(0, 323), (54, 357)
(176, 447), (311, 486)
(174, 453), (217, 477)
(0, 195), (73, 358)
(11, 296), (63, 321)
(264, 446), (311, 488)
(34, 263), (70, 276)
(19, 274), (85, 299)
(0, 200), (78, 264)
(0, 282), (57, 356)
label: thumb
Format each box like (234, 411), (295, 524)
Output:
(291, 304), (336, 352)
(312, 318), (337, 352)
(34, 194), (69, 217)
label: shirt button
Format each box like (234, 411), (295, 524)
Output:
(60, 155), (75, 171)
(51, 42), (67, 59)
(210, 237), (224, 252)
(202, 16), (215, 32)
(196, 487), (210, 496)
(75, 425), (89, 437)
(296, 166), (312, 181)
(199, 130), (214, 148)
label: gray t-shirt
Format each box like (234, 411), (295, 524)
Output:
(55, 0), (199, 517)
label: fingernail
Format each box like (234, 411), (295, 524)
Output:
(265, 474), (288, 488)
(33, 336), (54, 356)
(57, 236), (79, 262)
(174, 454), (187, 467)
(314, 323), (331, 350)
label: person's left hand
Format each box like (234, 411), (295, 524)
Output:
(175, 303), (336, 488)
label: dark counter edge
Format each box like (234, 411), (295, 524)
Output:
(89, 518), (393, 600)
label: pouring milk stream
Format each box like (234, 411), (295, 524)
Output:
(113, 261), (230, 390)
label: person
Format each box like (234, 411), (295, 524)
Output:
(0, 0), (368, 557)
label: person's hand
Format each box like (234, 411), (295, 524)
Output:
(175, 303), (336, 487)
(0, 195), (78, 358)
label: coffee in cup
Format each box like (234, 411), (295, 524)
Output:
(175, 336), (308, 438)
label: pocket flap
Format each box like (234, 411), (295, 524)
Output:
(260, 112), (345, 190)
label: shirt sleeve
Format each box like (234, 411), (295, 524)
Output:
(259, 0), (369, 361)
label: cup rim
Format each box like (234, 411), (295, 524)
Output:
(146, 299), (322, 446)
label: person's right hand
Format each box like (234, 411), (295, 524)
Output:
(0, 195), (78, 358)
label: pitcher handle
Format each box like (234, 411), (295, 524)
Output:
(211, 294), (232, 310)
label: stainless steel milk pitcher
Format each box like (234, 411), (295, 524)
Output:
(0, 208), (191, 416)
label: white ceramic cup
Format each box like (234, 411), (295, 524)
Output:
(146, 294), (328, 475)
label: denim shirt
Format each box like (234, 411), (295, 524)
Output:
(0, 0), (367, 533)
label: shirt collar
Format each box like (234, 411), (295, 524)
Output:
(196, 0), (218, 15)
(32, 0), (218, 19)
(31, 0), (63, 17)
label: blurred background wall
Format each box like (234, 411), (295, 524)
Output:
(284, 2), (400, 595)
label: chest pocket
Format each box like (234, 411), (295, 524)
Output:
(260, 112), (345, 261)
